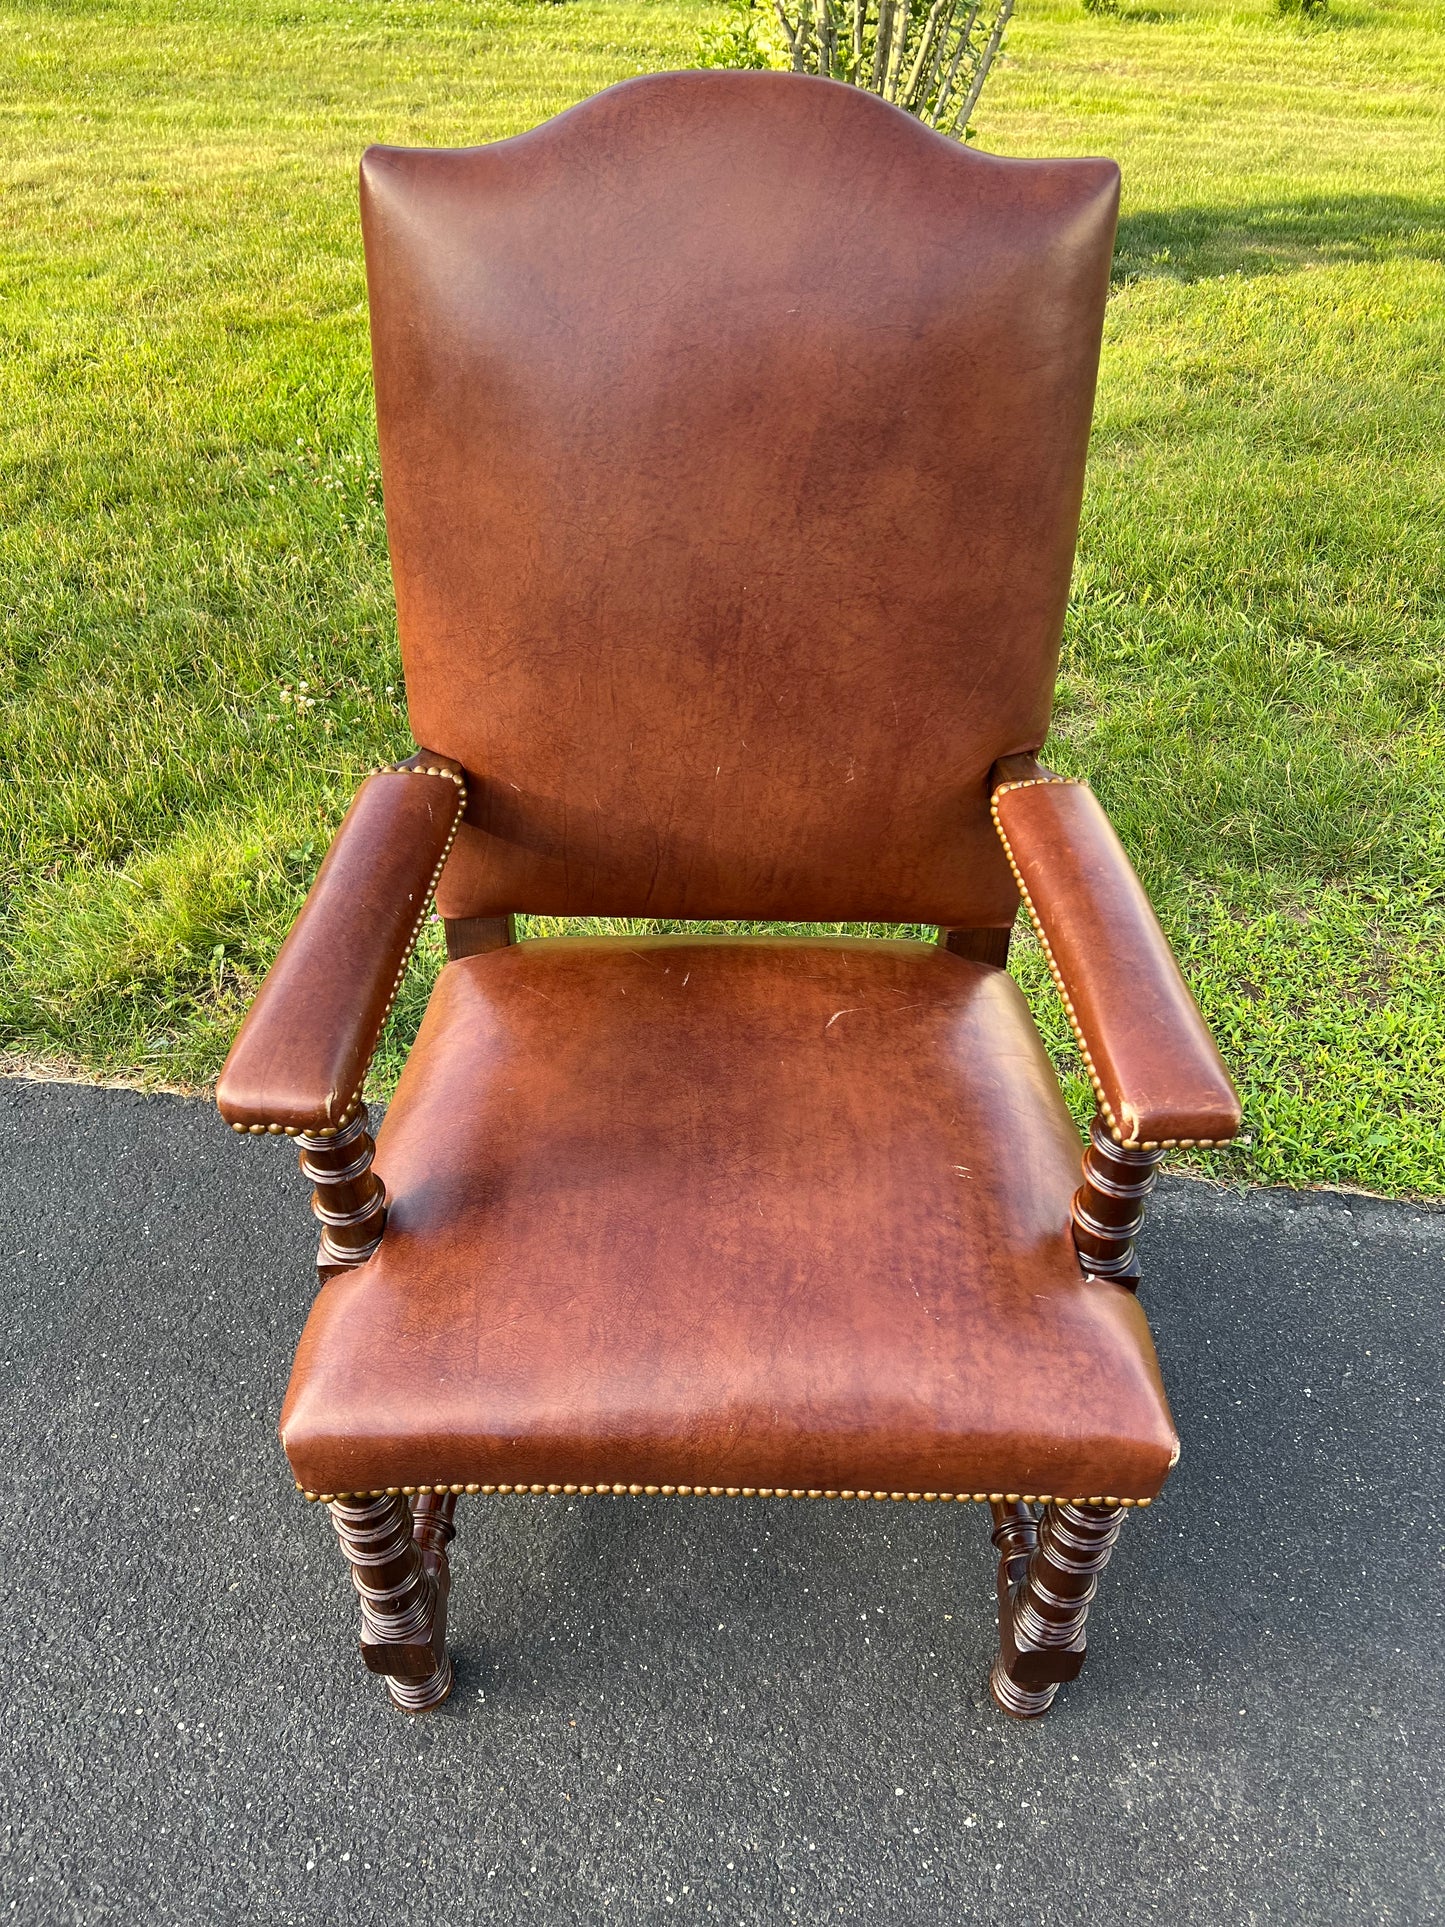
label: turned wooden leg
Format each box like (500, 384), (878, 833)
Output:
(1071, 1116), (1166, 1287)
(411, 1492), (458, 1588)
(297, 1106), (387, 1282)
(989, 1500), (1126, 1719)
(990, 1498), (1039, 1594)
(328, 1491), (454, 1711)
(985, 1115), (1164, 1718)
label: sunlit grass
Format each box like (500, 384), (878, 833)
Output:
(1, 0), (1441, 1193)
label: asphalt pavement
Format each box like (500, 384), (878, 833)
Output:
(1, 1077), (1441, 1925)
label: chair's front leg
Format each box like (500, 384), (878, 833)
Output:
(329, 1492), (455, 1711)
(299, 1103), (458, 1711)
(987, 1110), (1163, 1719)
(990, 1501), (1126, 1719)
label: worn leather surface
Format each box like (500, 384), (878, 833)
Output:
(361, 71), (1120, 926)
(280, 937), (1178, 1498)
(216, 766), (463, 1133)
(992, 778), (1241, 1146)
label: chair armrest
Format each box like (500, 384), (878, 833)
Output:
(216, 753), (467, 1137)
(990, 758), (1241, 1150)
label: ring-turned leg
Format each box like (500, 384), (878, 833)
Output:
(984, 1107), (1164, 1718)
(328, 1491), (455, 1711)
(989, 1500), (1126, 1719)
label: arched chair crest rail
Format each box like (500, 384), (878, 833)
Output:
(217, 70), (1241, 1719)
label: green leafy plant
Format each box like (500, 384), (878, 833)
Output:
(699, 0), (789, 66)
(701, 0), (1016, 139)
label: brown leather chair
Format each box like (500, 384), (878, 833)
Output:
(217, 70), (1240, 1720)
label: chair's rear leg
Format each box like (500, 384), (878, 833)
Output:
(990, 1500), (1039, 1601)
(411, 1491), (458, 1576)
(989, 1500), (1125, 1720)
(328, 1492), (455, 1711)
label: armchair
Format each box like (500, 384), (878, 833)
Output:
(218, 70), (1240, 1720)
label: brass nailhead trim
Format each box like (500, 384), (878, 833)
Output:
(230, 762), (466, 1139)
(383, 764), (467, 790)
(990, 777), (1235, 1153)
(300, 1481), (1151, 1509)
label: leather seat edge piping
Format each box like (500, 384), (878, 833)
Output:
(299, 1481), (1157, 1508)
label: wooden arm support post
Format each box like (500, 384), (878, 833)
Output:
(1071, 1117), (1166, 1289)
(299, 1109), (389, 1284)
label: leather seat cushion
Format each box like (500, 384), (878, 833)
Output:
(280, 937), (1177, 1500)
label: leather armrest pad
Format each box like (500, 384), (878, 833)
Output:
(991, 773), (1241, 1148)
(216, 756), (466, 1135)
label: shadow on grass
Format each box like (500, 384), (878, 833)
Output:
(1096, 1), (1389, 30)
(1113, 193), (1445, 283)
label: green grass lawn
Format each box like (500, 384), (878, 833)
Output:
(2, 0), (1442, 1194)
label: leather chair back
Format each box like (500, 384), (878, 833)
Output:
(361, 71), (1119, 926)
